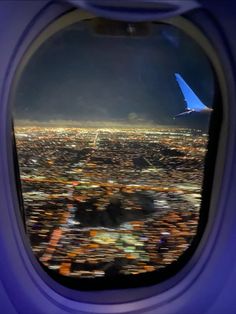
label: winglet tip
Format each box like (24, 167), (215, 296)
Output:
(175, 73), (181, 80)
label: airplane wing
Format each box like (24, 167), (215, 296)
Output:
(174, 110), (194, 118)
(175, 73), (208, 111)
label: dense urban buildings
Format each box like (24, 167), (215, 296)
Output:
(15, 126), (207, 278)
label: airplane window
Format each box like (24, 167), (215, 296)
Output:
(12, 16), (221, 290)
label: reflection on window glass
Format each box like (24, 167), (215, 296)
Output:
(13, 18), (215, 287)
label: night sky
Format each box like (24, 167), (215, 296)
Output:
(13, 19), (215, 129)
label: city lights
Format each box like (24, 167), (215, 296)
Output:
(15, 126), (207, 278)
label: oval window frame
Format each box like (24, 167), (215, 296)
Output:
(7, 7), (228, 304)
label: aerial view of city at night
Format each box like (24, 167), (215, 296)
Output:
(13, 18), (215, 284)
(15, 125), (208, 279)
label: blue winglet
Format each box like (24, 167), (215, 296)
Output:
(175, 73), (208, 111)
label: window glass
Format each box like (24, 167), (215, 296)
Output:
(13, 17), (217, 289)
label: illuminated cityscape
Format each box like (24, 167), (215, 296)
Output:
(15, 126), (208, 278)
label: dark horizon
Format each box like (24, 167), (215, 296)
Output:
(13, 19), (214, 130)
(14, 119), (210, 131)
